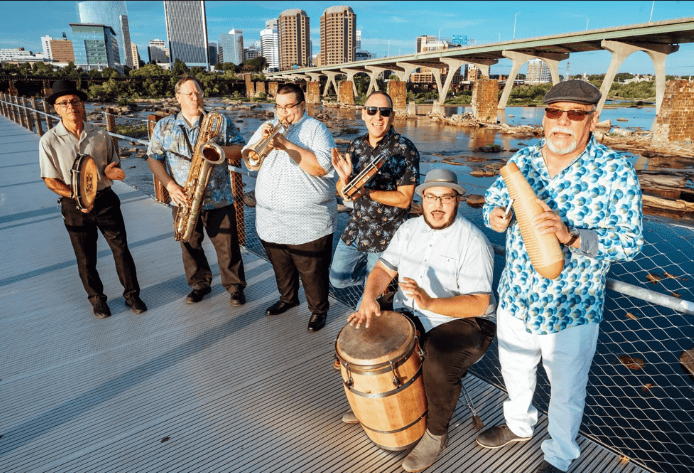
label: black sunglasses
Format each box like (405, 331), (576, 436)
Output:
(544, 107), (594, 121)
(364, 106), (393, 117)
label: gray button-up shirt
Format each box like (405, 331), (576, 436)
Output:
(39, 121), (119, 191)
(244, 113), (337, 245)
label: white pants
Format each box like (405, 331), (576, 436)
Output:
(497, 308), (599, 472)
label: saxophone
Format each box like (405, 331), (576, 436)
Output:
(174, 111), (226, 242)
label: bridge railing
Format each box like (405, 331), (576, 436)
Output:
(2, 94), (693, 473)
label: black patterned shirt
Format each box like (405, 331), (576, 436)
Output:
(341, 127), (420, 252)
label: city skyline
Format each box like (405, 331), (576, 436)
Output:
(1, 1), (694, 75)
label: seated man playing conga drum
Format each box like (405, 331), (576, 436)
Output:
(345, 168), (497, 472)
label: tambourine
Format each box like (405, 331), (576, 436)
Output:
(70, 153), (99, 211)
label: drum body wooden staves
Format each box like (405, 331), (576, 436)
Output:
(335, 311), (427, 451)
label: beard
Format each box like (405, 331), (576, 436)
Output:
(423, 203), (459, 230)
(546, 126), (578, 155)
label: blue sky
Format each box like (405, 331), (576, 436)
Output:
(1, 1), (693, 76)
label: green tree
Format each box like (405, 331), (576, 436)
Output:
(172, 58), (189, 76)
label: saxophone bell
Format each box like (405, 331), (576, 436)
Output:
(242, 121), (288, 171)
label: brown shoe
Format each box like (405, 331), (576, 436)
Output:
(476, 424), (531, 449)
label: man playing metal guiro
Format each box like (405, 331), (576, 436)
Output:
(330, 91), (419, 299)
(148, 75), (247, 307)
(478, 80), (644, 473)
(39, 80), (146, 319)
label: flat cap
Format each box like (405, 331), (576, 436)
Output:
(542, 79), (602, 105)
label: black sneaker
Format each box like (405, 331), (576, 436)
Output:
(230, 291), (246, 307)
(476, 424), (531, 449)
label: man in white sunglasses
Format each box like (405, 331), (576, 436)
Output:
(479, 80), (643, 473)
(330, 91), (419, 303)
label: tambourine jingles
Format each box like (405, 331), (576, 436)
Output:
(70, 153), (99, 211)
(500, 162), (564, 279)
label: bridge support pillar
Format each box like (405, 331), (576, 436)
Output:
(437, 59), (466, 106)
(498, 51), (568, 109)
(323, 71), (342, 97)
(394, 62), (418, 83)
(599, 40), (679, 116)
(365, 66), (390, 96)
(340, 68), (362, 96)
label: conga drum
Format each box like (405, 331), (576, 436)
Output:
(335, 311), (427, 451)
(70, 153), (98, 211)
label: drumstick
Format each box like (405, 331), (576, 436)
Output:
(500, 162), (564, 280)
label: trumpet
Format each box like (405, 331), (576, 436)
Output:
(242, 121), (288, 171)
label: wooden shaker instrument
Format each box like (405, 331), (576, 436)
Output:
(500, 162), (564, 279)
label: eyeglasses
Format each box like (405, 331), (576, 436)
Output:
(423, 194), (457, 205)
(54, 99), (82, 108)
(364, 106), (393, 117)
(275, 102), (302, 112)
(178, 91), (203, 99)
(544, 107), (594, 121)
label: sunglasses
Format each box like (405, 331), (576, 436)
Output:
(544, 107), (594, 121)
(364, 106), (393, 117)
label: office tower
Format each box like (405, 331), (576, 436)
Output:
(278, 9), (310, 70)
(51, 34), (75, 63)
(41, 36), (53, 60)
(356, 30), (361, 49)
(260, 19), (279, 71)
(217, 29), (243, 65)
(526, 58), (551, 83)
(119, 15), (134, 67)
(164, 1), (209, 69)
(320, 6), (356, 65)
(76, 1), (129, 69)
(208, 42), (218, 65)
(244, 46), (260, 61)
(131, 43), (140, 69)
(69, 23), (121, 72)
(148, 39), (168, 64)
(416, 35), (436, 53)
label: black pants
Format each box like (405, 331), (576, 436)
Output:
(261, 233), (333, 315)
(61, 187), (140, 305)
(172, 204), (246, 293)
(400, 310), (497, 436)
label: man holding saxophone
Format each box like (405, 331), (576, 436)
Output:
(243, 83), (336, 333)
(478, 80), (643, 473)
(329, 91), (419, 297)
(148, 75), (247, 307)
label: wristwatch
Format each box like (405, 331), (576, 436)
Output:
(565, 227), (580, 246)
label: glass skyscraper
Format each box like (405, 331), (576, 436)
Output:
(217, 29), (243, 65)
(164, 1), (209, 70)
(76, 1), (131, 69)
(69, 23), (121, 72)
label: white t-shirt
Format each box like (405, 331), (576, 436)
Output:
(380, 215), (496, 332)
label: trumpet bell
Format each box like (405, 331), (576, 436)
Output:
(242, 122), (287, 171)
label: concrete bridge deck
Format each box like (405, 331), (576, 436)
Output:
(0, 116), (651, 472)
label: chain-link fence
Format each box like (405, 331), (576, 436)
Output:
(3, 94), (694, 473)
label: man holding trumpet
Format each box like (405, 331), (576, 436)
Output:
(243, 83), (337, 332)
(330, 91), (419, 297)
(148, 75), (247, 307)
(479, 80), (643, 473)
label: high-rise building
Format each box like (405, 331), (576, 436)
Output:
(41, 36), (52, 60)
(320, 6), (356, 65)
(164, 1), (209, 69)
(130, 43), (140, 69)
(526, 58), (551, 84)
(260, 19), (280, 71)
(244, 46), (260, 62)
(119, 15), (133, 67)
(51, 34), (75, 63)
(356, 29), (361, 49)
(217, 29), (243, 65)
(208, 42), (218, 66)
(76, 1), (130, 70)
(278, 9), (310, 70)
(148, 39), (169, 64)
(69, 23), (121, 73)
(416, 35), (436, 53)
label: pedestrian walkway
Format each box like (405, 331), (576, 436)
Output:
(0, 116), (649, 472)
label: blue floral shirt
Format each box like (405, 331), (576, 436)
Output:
(147, 112), (245, 210)
(483, 135), (644, 335)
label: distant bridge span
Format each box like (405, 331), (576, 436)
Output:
(267, 17), (694, 114)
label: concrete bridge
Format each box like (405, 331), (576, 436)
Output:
(266, 16), (694, 116)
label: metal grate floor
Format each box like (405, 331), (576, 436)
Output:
(0, 117), (650, 472)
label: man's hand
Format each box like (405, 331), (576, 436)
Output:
(489, 206), (512, 232)
(166, 181), (189, 207)
(105, 162), (125, 181)
(331, 149), (352, 182)
(399, 277), (433, 311)
(347, 294), (381, 329)
(534, 199), (571, 243)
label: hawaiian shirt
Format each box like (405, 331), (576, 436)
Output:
(341, 127), (420, 252)
(483, 135), (643, 335)
(147, 112), (245, 210)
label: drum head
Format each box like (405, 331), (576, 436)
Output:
(75, 155), (98, 209)
(336, 311), (415, 366)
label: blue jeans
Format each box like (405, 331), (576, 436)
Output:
(329, 239), (381, 289)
